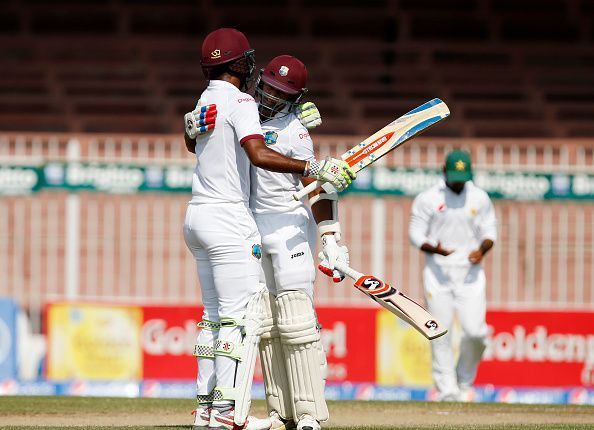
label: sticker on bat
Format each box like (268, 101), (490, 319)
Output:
(355, 276), (391, 296)
(425, 320), (439, 331)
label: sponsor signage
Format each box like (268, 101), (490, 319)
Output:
(349, 167), (594, 200)
(477, 310), (594, 387)
(318, 307), (377, 382)
(46, 303), (143, 380)
(0, 166), (40, 195)
(0, 299), (18, 380)
(139, 305), (377, 383)
(42, 162), (193, 194)
(44, 303), (594, 389)
(141, 306), (199, 380)
(3, 162), (594, 200)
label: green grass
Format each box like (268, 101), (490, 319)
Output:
(1, 396), (593, 429)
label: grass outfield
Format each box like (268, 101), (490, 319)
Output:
(1, 396), (594, 429)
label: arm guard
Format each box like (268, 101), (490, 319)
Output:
(309, 187), (341, 241)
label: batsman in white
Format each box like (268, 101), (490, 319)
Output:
(182, 28), (355, 430)
(408, 150), (497, 401)
(251, 55), (349, 430)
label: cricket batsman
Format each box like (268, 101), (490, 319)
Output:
(182, 28), (355, 429)
(408, 150), (497, 401)
(250, 55), (349, 430)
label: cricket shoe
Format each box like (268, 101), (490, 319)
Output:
(458, 384), (476, 403)
(209, 408), (272, 429)
(296, 415), (320, 430)
(191, 406), (211, 430)
(270, 410), (296, 430)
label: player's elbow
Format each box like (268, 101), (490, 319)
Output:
(243, 138), (267, 167)
(247, 148), (266, 168)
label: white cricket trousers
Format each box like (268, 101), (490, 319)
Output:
(254, 206), (317, 299)
(183, 202), (262, 399)
(423, 262), (488, 398)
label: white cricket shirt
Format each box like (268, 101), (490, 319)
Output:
(409, 179), (497, 267)
(190, 80), (263, 204)
(249, 111), (314, 214)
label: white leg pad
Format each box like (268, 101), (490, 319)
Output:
(232, 286), (267, 427)
(276, 291), (329, 423)
(259, 292), (293, 421)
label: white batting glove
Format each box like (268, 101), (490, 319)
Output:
(318, 235), (349, 282)
(296, 102), (322, 129)
(305, 157), (356, 192)
(185, 104), (217, 139)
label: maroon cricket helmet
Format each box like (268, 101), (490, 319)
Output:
(201, 28), (253, 67)
(260, 55), (308, 95)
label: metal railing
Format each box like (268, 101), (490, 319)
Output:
(1, 133), (593, 330)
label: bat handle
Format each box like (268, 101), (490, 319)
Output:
(332, 260), (364, 281)
(292, 180), (321, 201)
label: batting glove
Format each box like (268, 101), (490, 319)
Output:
(185, 104), (217, 139)
(296, 102), (322, 129)
(305, 157), (356, 192)
(319, 235), (349, 282)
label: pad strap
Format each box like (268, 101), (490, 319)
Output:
(213, 386), (236, 401)
(197, 388), (215, 405)
(193, 343), (215, 358)
(198, 319), (221, 330)
(214, 339), (243, 360)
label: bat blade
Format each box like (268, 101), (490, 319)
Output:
(342, 98), (450, 173)
(293, 98), (450, 200)
(353, 274), (447, 340)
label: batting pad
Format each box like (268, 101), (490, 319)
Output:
(276, 291), (329, 422)
(259, 291), (293, 421)
(232, 286), (266, 427)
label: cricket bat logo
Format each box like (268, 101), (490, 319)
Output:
(425, 320), (439, 331)
(357, 276), (393, 296)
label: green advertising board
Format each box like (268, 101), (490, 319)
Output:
(1, 162), (593, 201)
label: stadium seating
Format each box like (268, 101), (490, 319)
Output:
(1, 0), (593, 137)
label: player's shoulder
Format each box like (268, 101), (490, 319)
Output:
(414, 184), (436, 203)
(468, 181), (491, 200)
(226, 89), (257, 109)
(413, 181), (442, 204)
(287, 114), (312, 141)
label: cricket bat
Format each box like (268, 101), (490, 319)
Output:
(293, 98), (450, 200)
(333, 260), (448, 340)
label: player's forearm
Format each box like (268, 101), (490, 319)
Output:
(244, 139), (307, 174)
(479, 239), (494, 255)
(184, 133), (196, 154)
(310, 196), (333, 226)
(420, 242), (439, 254)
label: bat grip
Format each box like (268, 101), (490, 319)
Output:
(333, 260), (364, 281)
(292, 180), (321, 200)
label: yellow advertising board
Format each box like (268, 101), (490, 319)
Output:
(376, 309), (461, 386)
(376, 309), (434, 386)
(47, 303), (142, 380)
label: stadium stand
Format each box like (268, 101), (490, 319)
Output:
(0, 0), (593, 137)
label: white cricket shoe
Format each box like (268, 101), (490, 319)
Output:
(270, 410), (296, 430)
(438, 391), (460, 402)
(458, 385), (476, 402)
(297, 414), (320, 430)
(191, 406), (211, 430)
(209, 408), (272, 430)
